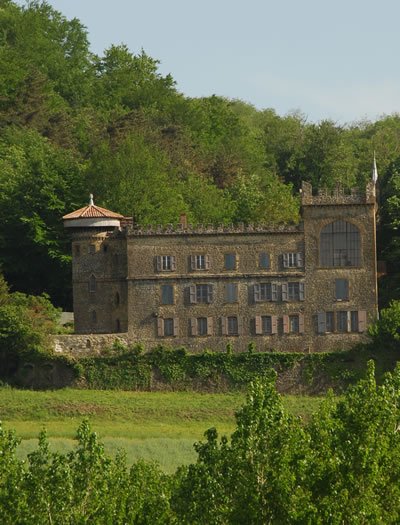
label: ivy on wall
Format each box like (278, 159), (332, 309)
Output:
(76, 342), (366, 392)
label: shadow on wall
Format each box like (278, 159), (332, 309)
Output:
(12, 360), (76, 389)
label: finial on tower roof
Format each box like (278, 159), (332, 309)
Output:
(89, 193), (94, 206)
(372, 152), (378, 184)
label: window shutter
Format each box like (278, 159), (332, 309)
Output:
(232, 284), (238, 302)
(281, 282), (288, 301)
(190, 318), (197, 336)
(283, 315), (289, 334)
(299, 282), (305, 301)
(191, 255), (196, 270)
(207, 317), (213, 335)
(254, 283), (260, 302)
(255, 316), (262, 335)
(297, 252), (303, 268)
(299, 314), (305, 333)
(173, 318), (179, 337)
(205, 254), (211, 269)
(271, 283), (278, 302)
(317, 312), (326, 333)
(171, 256), (176, 271)
(271, 315), (278, 334)
(207, 284), (213, 303)
(358, 310), (367, 332)
(156, 256), (162, 271)
(157, 318), (163, 337)
(237, 316), (244, 335)
(283, 253), (289, 268)
(221, 317), (228, 335)
(189, 284), (197, 304)
(347, 311), (351, 332)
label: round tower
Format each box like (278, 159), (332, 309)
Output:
(63, 196), (127, 335)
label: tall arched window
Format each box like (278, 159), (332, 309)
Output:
(320, 220), (360, 267)
(89, 274), (96, 292)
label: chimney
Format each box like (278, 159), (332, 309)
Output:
(180, 212), (187, 229)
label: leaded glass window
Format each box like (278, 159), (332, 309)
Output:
(320, 220), (360, 267)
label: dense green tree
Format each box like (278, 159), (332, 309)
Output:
(86, 133), (186, 224)
(1, 0), (400, 305)
(0, 127), (84, 306)
(229, 172), (300, 224)
(93, 45), (177, 116)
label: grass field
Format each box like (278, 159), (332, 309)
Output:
(0, 387), (325, 473)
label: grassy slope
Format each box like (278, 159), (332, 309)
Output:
(0, 388), (323, 473)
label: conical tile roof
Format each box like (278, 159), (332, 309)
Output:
(63, 195), (124, 220)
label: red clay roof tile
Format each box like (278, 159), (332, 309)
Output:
(63, 204), (124, 220)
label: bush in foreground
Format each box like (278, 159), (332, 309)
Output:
(2, 361), (400, 523)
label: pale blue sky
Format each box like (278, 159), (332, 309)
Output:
(16, 0), (400, 123)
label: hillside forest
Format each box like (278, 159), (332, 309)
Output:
(1, 0), (400, 310)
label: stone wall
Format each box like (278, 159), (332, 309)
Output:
(54, 333), (129, 357)
(66, 181), (378, 354)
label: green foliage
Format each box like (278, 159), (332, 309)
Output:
(0, 127), (83, 306)
(2, 0), (400, 312)
(173, 362), (400, 523)
(0, 273), (61, 359)
(248, 341), (255, 354)
(3, 365), (400, 521)
(229, 171), (300, 224)
(76, 343), (336, 392)
(369, 300), (400, 345)
(0, 418), (173, 523)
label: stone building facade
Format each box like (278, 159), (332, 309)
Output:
(63, 181), (378, 353)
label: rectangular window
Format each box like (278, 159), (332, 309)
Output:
(228, 316), (238, 335)
(289, 315), (299, 333)
(283, 252), (303, 268)
(261, 315), (272, 334)
(191, 254), (211, 270)
(225, 283), (238, 303)
(191, 317), (213, 336)
(260, 283), (272, 301)
(337, 311), (349, 332)
(318, 312), (334, 333)
(161, 285), (174, 304)
(162, 256), (171, 270)
(351, 311), (358, 332)
(157, 318), (178, 337)
(224, 253), (236, 270)
(195, 284), (213, 303)
(157, 255), (176, 271)
(335, 279), (348, 300)
(288, 282), (300, 300)
(89, 244), (95, 254)
(326, 311), (334, 332)
(164, 318), (174, 336)
(198, 317), (208, 335)
(260, 253), (270, 269)
(196, 255), (205, 269)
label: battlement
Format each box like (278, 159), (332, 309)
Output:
(300, 180), (376, 206)
(128, 221), (302, 236)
